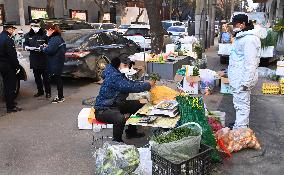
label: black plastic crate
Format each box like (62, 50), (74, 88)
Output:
(151, 144), (212, 175)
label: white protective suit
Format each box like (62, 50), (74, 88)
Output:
(228, 29), (263, 129)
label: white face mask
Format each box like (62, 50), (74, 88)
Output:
(119, 68), (130, 74)
(32, 27), (40, 33)
(233, 28), (241, 32)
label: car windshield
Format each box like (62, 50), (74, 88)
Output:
(62, 33), (91, 45)
(125, 28), (150, 36)
(167, 26), (185, 32)
(162, 22), (173, 30)
(101, 24), (116, 29)
(92, 24), (101, 29)
(119, 25), (130, 29)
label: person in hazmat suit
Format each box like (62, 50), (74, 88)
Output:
(228, 14), (264, 129)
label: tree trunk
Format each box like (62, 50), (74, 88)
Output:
(144, 0), (164, 54)
(231, 0), (234, 16)
(46, 0), (55, 18)
(210, 0), (216, 46)
(207, 0), (212, 48)
(18, 0), (25, 26)
(135, 8), (144, 23)
(94, 0), (105, 23)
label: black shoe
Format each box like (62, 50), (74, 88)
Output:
(46, 93), (51, 98)
(34, 92), (44, 97)
(112, 138), (124, 143)
(126, 132), (145, 139)
(51, 96), (65, 103)
(7, 106), (22, 113)
(228, 122), (235, 130)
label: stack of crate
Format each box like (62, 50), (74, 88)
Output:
(280, 77), (284, 95)
(262, 83), (280, 95)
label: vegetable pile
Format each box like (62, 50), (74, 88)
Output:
(152, 127), (199, 144)
(208, 117), (223, 132)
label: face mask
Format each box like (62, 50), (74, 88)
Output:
(233, 28), (241, 32)
(32, 27), (40, 33)
(119, 68), (130, 74)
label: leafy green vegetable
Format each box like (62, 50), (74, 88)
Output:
(261, 30), (278, 49)
(192, 67), (200, 76)
(149, 73), (161, 81)
(152, 127), (199, 144)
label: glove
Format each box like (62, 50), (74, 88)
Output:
(242, 85), (249, 91)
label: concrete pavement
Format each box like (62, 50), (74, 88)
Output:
(0, 45), (283, 174)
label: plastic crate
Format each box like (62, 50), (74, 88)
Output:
(151, 144), (212, 175)
(262, 83), (280, 95)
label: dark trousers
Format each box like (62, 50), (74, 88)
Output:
(48, 74), (64, 98)
(0, 69), (16, 109)
(95, 100), (144, 141)
(33, 69), (51, 94)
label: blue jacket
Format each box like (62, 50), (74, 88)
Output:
(42, 32), (66, 75)
(95, 64), (151, 109)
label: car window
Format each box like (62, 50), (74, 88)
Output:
(119, 25), (130, 29)
(109, 32), (129, 44)
(167, 26), (185, 32)
(92, 24), (101, 29)
(125, 28), (150, 36)
(162, 22), (172, 30)
(87, 32), (114, 46)
(62, 33), (87, 44)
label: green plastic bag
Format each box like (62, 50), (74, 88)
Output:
(176, 95), (221, 162)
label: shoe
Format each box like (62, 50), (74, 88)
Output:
(112, 138), (124, 143)
(34, 92), (44, 97)
(7, 106), (22, 113)
(126, 132), (145, 139)
(52, 96), (65, 103)
(46, 93), (51, 98)
(228, 122), (235, 130)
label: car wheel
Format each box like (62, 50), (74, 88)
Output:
(95, 55), (110, 81)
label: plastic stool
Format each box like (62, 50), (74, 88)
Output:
(91, 118), (113, 148)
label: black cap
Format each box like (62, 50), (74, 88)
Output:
(231, 14), (248, 25)
(30, 19), (41, 24)
(3, 22), (17, 29)
(118, 53), (131, 64)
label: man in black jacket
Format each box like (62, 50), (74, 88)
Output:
(24, 20), (51, 98)
(0, 23), (22, 113)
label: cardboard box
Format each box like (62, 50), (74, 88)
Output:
(176, 76), (200, 95)
(220, 77), (232, 94)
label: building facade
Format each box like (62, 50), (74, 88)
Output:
(0, 0), (101, 25)
(254, 0), (284, 21)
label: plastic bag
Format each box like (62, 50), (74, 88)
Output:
(134, 148), (152, 175)
(258, 67), (276, 78)
(199, 69), (218, 94)
(151, 123), (202, 164)
(176, 95), (221, 162)
(215, 127), (261, 155)
(150, 86), (179, 105)
(94, 142), (140, 175)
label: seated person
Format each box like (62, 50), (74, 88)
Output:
(94, 53), (155, 142)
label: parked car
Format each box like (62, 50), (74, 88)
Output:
(91, 23), (117, 32)
(162, 20), (183, 30)
(62, 29), (140, 80)
(124, 25), (172, 50)
(117, 24), (131, 34)
(41, 18), (94, 30)
(0, 52), (30, 98)
(167, 26), (188, 42)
